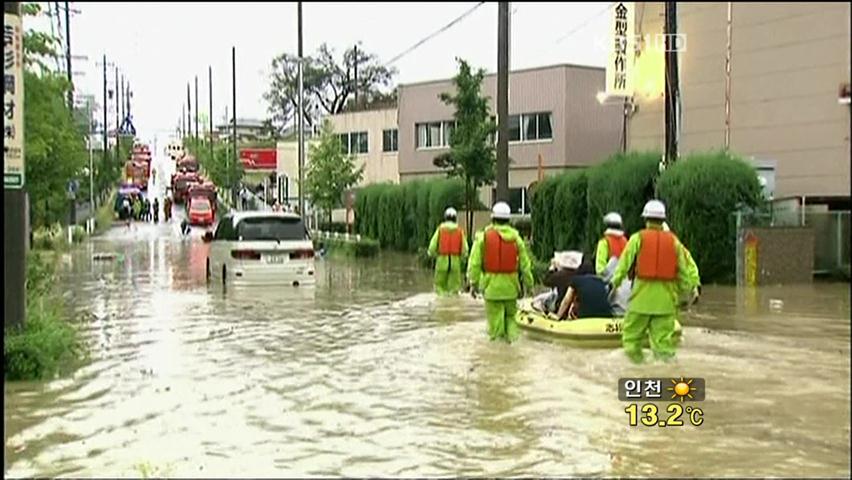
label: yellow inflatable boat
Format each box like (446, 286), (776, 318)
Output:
(515, 298), (682, 346)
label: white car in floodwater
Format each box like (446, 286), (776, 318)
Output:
(204, 211), (316, 287)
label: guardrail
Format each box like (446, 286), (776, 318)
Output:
(311, 230), (362, 242)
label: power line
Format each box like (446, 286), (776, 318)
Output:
(384, 2), (487, 67)
(554, 2), (615, 45)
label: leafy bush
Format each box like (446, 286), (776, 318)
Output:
(530, 149), (763, 284)
(5, 252), (81, 381)
(315, 236), (380, 257)
(585, 151), (660, 252)
(354, 178), (465, 253)
(511, 216), (532, 240)
(318, 222), (349, 233)
(71, 225), (87, 243)
(657, 150), (763, 283)
(530, 176), (559, 259)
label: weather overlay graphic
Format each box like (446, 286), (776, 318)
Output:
(618, 377), (705, 427)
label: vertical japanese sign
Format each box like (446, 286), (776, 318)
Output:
(4, 12), (24, 188)
(606, 2), (635, 97)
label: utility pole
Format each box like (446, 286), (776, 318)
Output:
(353, 43), (358, 108)
(663, 1), (680, 167)
(114, 66), (120, 160)
(232, 46), (237, 206)
(208, 65), (213, 160)
(64, 1), (73, 109)
(66, 1), (76, 227)
(5, 1), (26, 330)
(186, 81), (192, 146)
(622, 98), (629, 153)
(120, 74), (125, 125)
(181, 104), (185, 139)
(297, 2), (305, 217)
(724, 1), (733, 150)
(102, 55), (108, 176)
(194, 75), (199, 144)
(495, 1), (510, 204)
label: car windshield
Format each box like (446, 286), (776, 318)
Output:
(236, 216), (308, 241)
(192, 200), (211, 212)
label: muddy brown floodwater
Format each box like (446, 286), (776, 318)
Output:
(4, 221), (851, 478)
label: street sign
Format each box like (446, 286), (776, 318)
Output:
(4, 12), (25, 188)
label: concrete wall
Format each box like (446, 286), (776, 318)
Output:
(745, 227), (815, 284)
(327, 108), (400, 185)
(398, 64), (622, 180)
(629, 2), (851, 198)
(276, 139), (319, 204)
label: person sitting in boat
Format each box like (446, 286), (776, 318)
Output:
(532, 251), (582, 314)
(555, 259), (614, 321)
(602, 256), (631, 316)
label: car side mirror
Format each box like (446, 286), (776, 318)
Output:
(202, 232), (213, 243)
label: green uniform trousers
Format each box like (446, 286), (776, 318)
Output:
(622, 312), (677, 363)
(434, 258), (464, 296)
(485, 299), (519, 343)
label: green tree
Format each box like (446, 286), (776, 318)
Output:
(20, 3), (92, 227)
(265, 43), (396, 131)
(433, 59), (497, 240)
(305, 121), (364, 223)
(185, 138), (244, 192)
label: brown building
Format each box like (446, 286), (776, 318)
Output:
(628, 2), (851, 205)
(397, 63), (623, 213)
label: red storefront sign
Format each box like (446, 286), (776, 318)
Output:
(239, 148), (277, 171)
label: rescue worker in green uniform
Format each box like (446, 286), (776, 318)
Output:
(467, 202), (534, 343)
(595, 212), (628, 276)
(427, 207), (468, 296)
(610, 200), (701, 363)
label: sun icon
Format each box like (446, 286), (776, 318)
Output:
(667, 377), (698, 402)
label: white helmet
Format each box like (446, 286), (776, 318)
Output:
(603, 212), (623, 227)
(444, 207), (458, 219)
(491, 201), (511, 220)
(642, 199), (667, 220)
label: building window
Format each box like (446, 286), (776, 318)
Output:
(416, 120), (455, 149)
(338, 131), (369, 155)
(490, 187), (530, 214)
(382, 129), (398, 152)
(505, 112), (553, 143)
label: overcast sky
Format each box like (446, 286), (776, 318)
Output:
(29, 2), (614, 147)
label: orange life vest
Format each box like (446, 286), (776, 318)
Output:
(605, 233), (627, 259)
(438, 227), (463, 256)
(636, 230), (678, 281)
(483, 229), (518, 274)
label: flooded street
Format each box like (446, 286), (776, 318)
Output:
(4, 221), (850, 478)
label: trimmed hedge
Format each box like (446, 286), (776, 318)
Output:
(531, 150), (764, 283)
(585, 151), (660, 252)
(355, 178), (466, 253)
(318, 222), (349, 234)
(657, 150), (763, 283)
(315, 236), (380, 257)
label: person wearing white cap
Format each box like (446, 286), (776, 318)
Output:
(427, 207), (468, 295)
(532, 251), (582, 314)
(467, 201), (534, 343)
(610, 199), (701, 363)
(595, 212), (628, 276)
